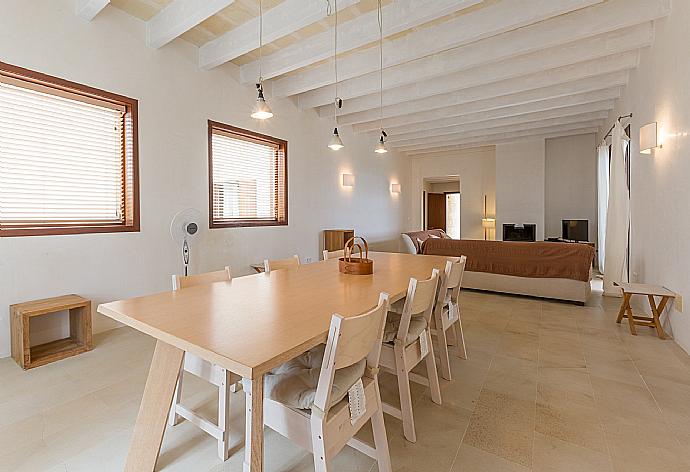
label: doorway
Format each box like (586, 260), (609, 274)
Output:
(423, 177), (461, 237)
(445, 192), (461, 239)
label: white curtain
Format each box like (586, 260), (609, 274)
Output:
(596, 144), (610, 271)
(603, 122), (630, 296)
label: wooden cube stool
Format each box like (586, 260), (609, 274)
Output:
(615, 283), (675, 339)
(10, 294), (92, 369)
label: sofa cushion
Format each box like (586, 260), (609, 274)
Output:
(402, 229), (446, 253)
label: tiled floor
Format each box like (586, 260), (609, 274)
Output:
(2, 286), (690, 471)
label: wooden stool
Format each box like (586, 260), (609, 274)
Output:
(10, 294), (92, 369)
(615, 283), (675, 339)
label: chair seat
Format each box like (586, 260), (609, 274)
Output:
(247, 344), (366, 410)
(383, 313), (428, 345)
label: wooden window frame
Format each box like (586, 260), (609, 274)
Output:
(207, 120), (288, 229)
(0, 61), (140, 237)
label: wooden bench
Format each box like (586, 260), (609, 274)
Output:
(10, 294), (92, 369)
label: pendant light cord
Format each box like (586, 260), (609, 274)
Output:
(378, 0), (383, 134)
(328, 0), (339, 128)
(258, 0), (263, 85)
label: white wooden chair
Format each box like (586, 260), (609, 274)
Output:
(259, 293), (393, 472)
(168, 267), (241, 460)
(431, 256), (468, 381)
(380, 269), (442, 443)
(264, 254), (300, 272)
(322, 249), (345, 260)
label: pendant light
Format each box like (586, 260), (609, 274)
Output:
(327, 0), (344, 150)
(250, 0), (273, 120)
(374, 0), (388, 154)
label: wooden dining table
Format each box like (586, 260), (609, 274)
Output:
(97, 251), (450, 472)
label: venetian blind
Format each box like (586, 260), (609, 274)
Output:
(210, 127), (286, 226)
(0, 80), (126, 228)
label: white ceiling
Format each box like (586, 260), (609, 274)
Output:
(78, 0), (671, 156)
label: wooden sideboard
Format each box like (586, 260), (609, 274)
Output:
(323, 229), (355, 252)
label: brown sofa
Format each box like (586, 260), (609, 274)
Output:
(401, 231), (594, 304)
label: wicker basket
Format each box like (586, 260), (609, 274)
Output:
(338, 236), (374, 275)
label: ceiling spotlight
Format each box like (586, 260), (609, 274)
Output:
(375, 130), (388, 154)
(250, 83), (273, 120)
(328, 127), (344, 151)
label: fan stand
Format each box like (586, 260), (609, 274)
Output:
(182, 238), (190, 276)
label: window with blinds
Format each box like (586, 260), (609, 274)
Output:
(0, 62), (139, 237)
(208, 121), (287, 228)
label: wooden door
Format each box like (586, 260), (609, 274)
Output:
(427, 193), (446, 231)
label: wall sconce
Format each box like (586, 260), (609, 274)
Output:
(390, 183), (401, 194)
(342, 173), (354, 187)
(640, 122), (661, 154)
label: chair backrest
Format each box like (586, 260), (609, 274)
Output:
(264, 255), (300, 273)
(395, 269), (440, 343)
(313, 293), (390, 412)
(435, 256), (466, 310)
(322, 249), (345, 260)
(172, 266), (232, 290)
(445, 255), (466, 305)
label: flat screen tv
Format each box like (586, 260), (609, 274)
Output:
(562, 219), (588, 242)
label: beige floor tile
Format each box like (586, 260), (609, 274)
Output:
(602, 415), (690, 472)
(532, 432), (613, 472)
(535, 400), (607, 453)
(451, 444), (530, 472)
(463, 389), (535, 468)
(384, 396), (469, 472)
(483, 355), (538, 403)
(537, 381), (596, 411)
(590, 376), (662, 424)
(496, 332), (540, 362)
(587, 359), (646, 387)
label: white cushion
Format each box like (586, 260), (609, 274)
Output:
(383, 313), (428, 345)
(253, 344), (366, 410)
(389, 298), (405, 314)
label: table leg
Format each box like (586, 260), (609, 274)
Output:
(243, 375), (264, 472)
(648, 295), (668, 339)
(125, 340), (184, 472)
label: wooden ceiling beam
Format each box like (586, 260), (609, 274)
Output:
(238, 0), (482, 83)
(147, 0), (236, 49)
(405, 128), (600, 157)
(298, 21), (652, 109)
(275, 0), (602, 98)
(199, 0), (360, 69)
(324, 55), (635, 123)
(386, 103), (614, 143)
(389, 111), (610, 146)
(75, 0), (110, 21)
(395, 122), (604, 152)
(353, 87), (621, 134)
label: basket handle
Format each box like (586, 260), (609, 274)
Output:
(344, 236), (369, 262)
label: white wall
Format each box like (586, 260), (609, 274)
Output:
(0, 0), (408, 357)
(544, 133), (598, 242)
(408, 147), (495, 240)
(428, 182), (460, 193)
(600, 1), (690, 354)
(495, 140), (545, 240)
